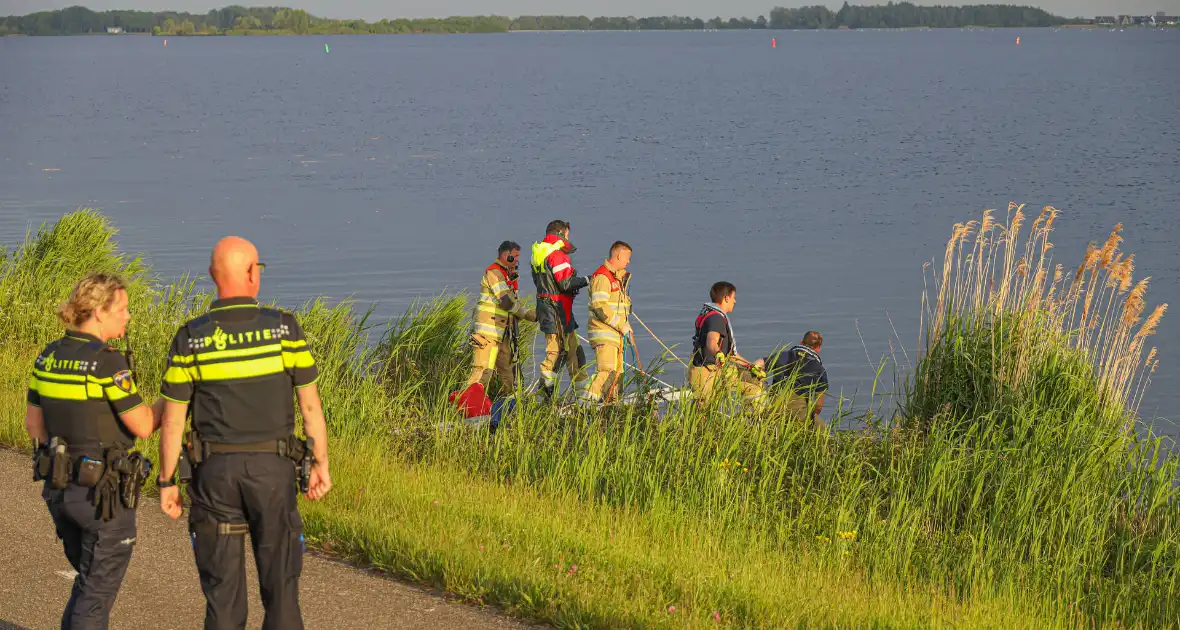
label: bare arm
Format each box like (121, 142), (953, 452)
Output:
(297, 383), (332, 500)
(157, 401), (188, 482)
(296, 384), (329, 464)
(813, 392), (826, 417)
(706, 331), (723, 358)
(117, 398), (165, 439)
(25, 404), (47, 443)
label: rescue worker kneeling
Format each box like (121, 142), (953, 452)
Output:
(467, 240), (536, 397)
(763, 331), (829, 429)
(688, 281), (766, 407)
(26, 272), (163, 630)
(155, 237), (332, 630)
(586, 241), (633, 403)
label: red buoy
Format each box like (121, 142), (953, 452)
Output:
(772, 37), (777, 48)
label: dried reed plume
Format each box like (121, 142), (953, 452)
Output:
(924, 205), (1165, 418)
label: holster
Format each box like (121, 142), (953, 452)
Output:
(289, 435), (313, 494)
(185, 430), (311, 492)
(112, 452), (151, 510)
(183, 430), (205, 468)
(32, 442), (52, 482)
(94, 447), (125, 522)
(49, 437), (70, 489)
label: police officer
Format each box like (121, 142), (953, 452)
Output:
(155, 236), (332, 630)
(25, 272), (162, 630)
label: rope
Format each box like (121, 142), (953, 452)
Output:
(630, 312), (690, 368)
(577, 332), (678, 391)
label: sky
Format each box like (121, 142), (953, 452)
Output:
(2, 0), (1179, 20)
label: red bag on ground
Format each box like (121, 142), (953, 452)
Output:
(449, 382), (492, 419)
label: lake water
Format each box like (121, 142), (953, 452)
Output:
(2, 29), (1178, 433)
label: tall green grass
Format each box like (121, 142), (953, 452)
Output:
(1, 208), (1176, 627)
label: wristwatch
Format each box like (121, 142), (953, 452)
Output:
(158, 478), (176, 488)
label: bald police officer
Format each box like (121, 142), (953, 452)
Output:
(156, 237), (332, 630)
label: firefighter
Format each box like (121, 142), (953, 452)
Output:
(688, 281), (765, 407)
(467, 240), (536, 397)
(530, 220), (591, 401)
(586, 241), (633, 403)
(155, 236), (332, 630)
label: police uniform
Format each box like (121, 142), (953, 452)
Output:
(28, 331), (145, 630)
(160, 297), (317, 630)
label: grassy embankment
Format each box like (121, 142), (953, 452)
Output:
(0, 208), (1176, 628)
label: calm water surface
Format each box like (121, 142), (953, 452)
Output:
(2, 30), (1177, 432)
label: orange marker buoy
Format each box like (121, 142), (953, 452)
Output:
(771, 37), (777, 48)
(1015, 36), (1020, 45)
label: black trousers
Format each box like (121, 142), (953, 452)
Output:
(43, 483), (137, 630)
(189, 453), (304, 630)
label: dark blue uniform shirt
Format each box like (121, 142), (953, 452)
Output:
(765, 345), (828, 398)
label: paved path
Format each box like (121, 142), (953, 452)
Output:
(0, 449), (528, 630)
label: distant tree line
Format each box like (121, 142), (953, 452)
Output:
(771, 2), (1066, 28)
(0, 3), (1068, 36)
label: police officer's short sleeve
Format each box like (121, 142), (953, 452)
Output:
(160, 327), (195, 404)
(96, 350), (145, 414)
(27, 364), (41, 408)
(281, 313), (318, 388)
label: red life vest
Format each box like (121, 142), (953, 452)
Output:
(592, 264), (622, 292)
(486, 262), (518, 292)
(692, 306), (733, 365)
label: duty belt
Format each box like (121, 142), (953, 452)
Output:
(183, 432), (314, 493)
(204, 439), (294, 456)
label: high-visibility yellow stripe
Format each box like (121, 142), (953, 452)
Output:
(588, 330), (623, 343)
(477, 303), (508, 316)
(281, 339), (307, 350)
(282, 350), (315, 369)
(198, 355), (285, 381)
(172, 344), (282, 365)
(33, 369), (86, 383)
(473, 322), (504, 339)
(104, 381), (138, 400)
(28, 375), (39, 392)
(164, 365), (194, 385)
(489, 282), (509, 295)
(590, 292), (610, 302)
(33, 380), (89, 401)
